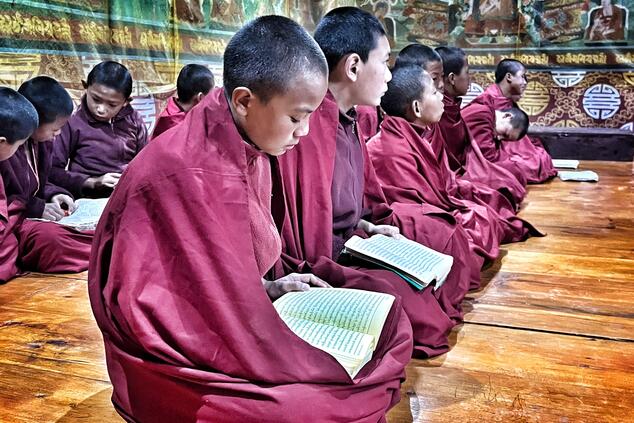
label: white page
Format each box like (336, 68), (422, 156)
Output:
(558, 170), (599, 182)
(552, 159), (580, 169)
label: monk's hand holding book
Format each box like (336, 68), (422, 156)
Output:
(51, 194), (77, 214)
(262, 273), (332, 301)
(42, 202), (66, 221)
(356, 219), (403, 239)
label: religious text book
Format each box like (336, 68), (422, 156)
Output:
(29, 198), (108, 231)
(273, 288), (395, 379)
(343, 234), (453, 291)
(552, 159), (580, 169)
(558, 170), (599, 182)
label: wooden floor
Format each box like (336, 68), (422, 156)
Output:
(0, 161), (632, 422)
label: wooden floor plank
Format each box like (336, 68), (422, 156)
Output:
(463, 272), (634, 340)
(0, 362), (113, 423)
(388, 325), (634, 423)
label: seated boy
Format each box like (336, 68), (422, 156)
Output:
(50, 61), (148, 198)
(151, 64), (215, 139)
(0, 87), (38, 281)
(463, 59), (557, 183)
(88, 16), (412, 423)
(275, 7), (480, 357)
(0, 77), (92, 281)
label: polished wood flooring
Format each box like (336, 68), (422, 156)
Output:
(0, 161), (632, 422)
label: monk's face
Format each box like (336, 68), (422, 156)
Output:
(417, 77), (445, 125)
(507, 67), (527, 102)
(353, 35), (392, 107)
(453, 61), (470, 97)
(424, 60), (444, 92)
(85, 83), (128, 122)
(31, 115), (69, 143)
(495, 113), (522, 141)
(0, 136), (28, 161)
(240, 73), (328, 156)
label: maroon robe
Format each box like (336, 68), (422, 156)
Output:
(463, 84), (557, 184)
(89, 88), (413, 423)
(368, 116), (504, 264)
(50, 96), (148, 198)
(151, 97), (186, 140)
(356, 105), (382, 141)
(438, 93), (527, 207)
(0, 139), (92, 282)
(274, 91), (479, 358)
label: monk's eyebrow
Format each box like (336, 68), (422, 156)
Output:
(294, 107), (315, 114)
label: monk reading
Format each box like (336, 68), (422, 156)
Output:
(50, 61), (148, 198)
(88, 16), (412, 423)
(462, 58), (557, 184)
(0, 78), (92, 282)
(151, 64), (214, 139)
(275, 7), (479, 358)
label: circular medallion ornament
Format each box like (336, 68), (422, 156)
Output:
(461, 83), (484, 108)
(518, 81), (550, 116)
(582, 84), (621, 120)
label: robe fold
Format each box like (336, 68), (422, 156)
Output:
(0, 139), (92, 282)
(151, 97), (186, 140)
(89, 87), (413, 423)
(50, 96), (148, 198)
(438, 93), (527, 206)
(274, 91), (478, 357)
(368, 116), (503, 266)
(462, 84), (557, 184)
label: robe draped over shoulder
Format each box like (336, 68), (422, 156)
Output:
(438, 93), (527, 206)
(151, 97), (187, 140)
(463, 84), (557, 184)
(89, 88), (413, 422)
(274, 91), (478, 357)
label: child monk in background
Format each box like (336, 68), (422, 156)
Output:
(89, 16), (412, 423)
(0, 78), (92, 282)
(50, 61), (148, 198)
(151, 63), (215, 139)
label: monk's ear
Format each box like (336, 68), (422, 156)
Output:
(343, 53), (362, 82)
(447, 72), (456, 87)
(504, 72), (513, 84)
(0, 136), (7, 145)
(412, 99), (423, 118)
(194, 92), (204, 104)
(81, 80), (88, 89)
(230, 87), (253, 117)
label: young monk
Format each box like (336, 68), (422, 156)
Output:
(435, 46), (528, 206)
(151, 64), (214, 139)
(368, 65), (505, 266)
(462, 59), (557, 184)
(274, 7), (479, 358)
(0, 80), (92, 282)
(0, 88), (39, 281)
(392, 45), (541, 243)
(89, 16), (412, 423)
(50, 61), (148, 199)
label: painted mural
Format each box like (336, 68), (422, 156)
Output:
(0, 0), (632, 132)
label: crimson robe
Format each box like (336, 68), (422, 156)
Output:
(463, 84), (557, 184)
(151, 97), (186, 140)
(89, 88), (413, 423)
(274, 91), (479, 358)
(368, 116), (504, 262)
(438, 93), (527, 207)
(0, 140), (92, 282)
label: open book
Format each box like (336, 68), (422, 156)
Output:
(552, 159), (580, 169)
(343, 234), (453, 291)
(273, 288), (394, 379)
(29, 198), (109, 231)
(558, 170), (599, 182)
